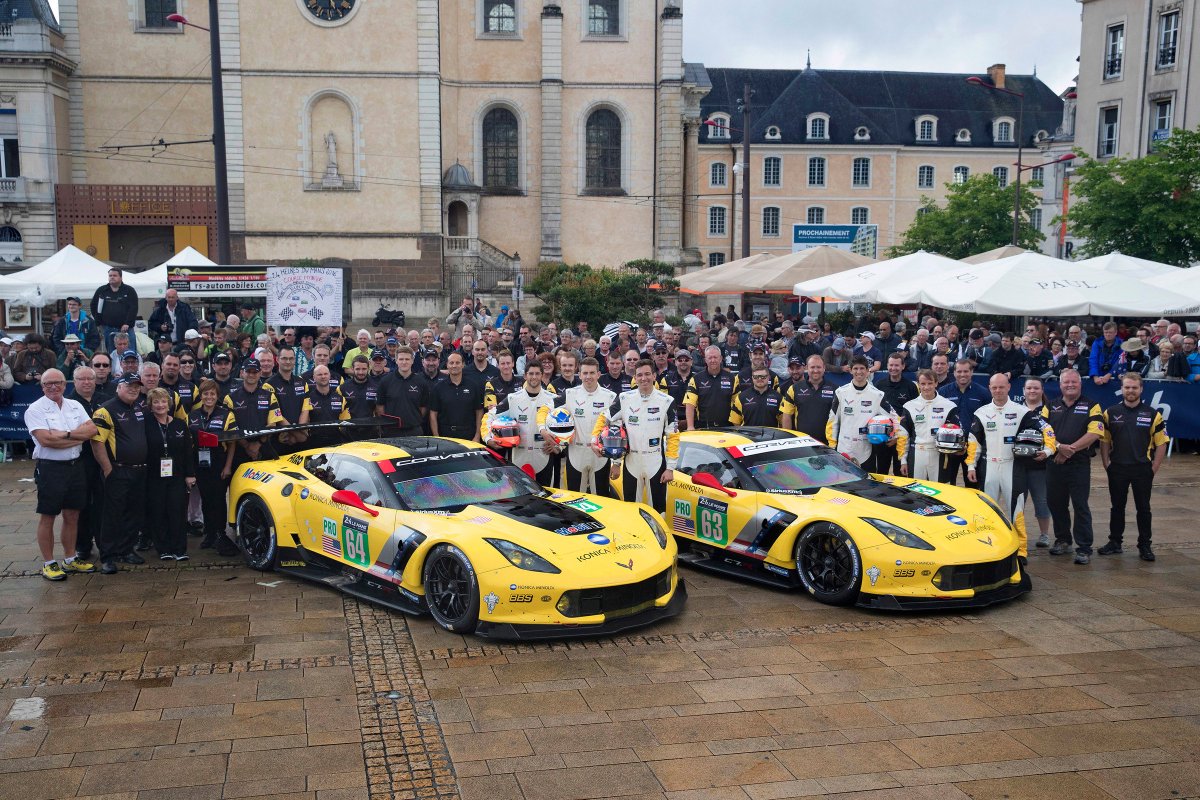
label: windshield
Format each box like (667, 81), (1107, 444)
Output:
(386, 451), (543, 511)
(740, 444), (868, 493)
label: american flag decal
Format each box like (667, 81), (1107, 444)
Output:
(672, 515), (696, 534)
(321, 518), (342, 557)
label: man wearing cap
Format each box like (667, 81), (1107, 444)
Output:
(730, 364), (783, 427)
(25, 369), (98, 580)
(209, 350), (236, 403)
(148, 288), (198, 346)
(56, 334), (91, 374)
(1055, 339), (1088, 376)
(431, 351), (484, 442)
(736, 342), (780, 392)
(51, 296), (97, 355)
(91, 372), (150, 573)
(224, 357), (284, 465)
(342, 354), (381, 420)
(375, 346), (426, 436)
(90, 267), (140, 352)
(146, 334), (175, 367)
(684, 346), (735, 431)
(658, 347), (696, 409)
(960, 328), (991, 370)
(854, 332), (883, 373)
(822, 336), (852, 374)
(1023, 338), (1053, 379)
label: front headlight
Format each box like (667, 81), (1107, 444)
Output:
(640, 509), (669, 549)
(484, 538), (561, 573)
(863, 518), (935, 550)
(976, 492), (1012, 528)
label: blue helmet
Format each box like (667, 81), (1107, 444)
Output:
(865, 415), (894, 445)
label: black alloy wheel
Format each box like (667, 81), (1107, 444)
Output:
(423, 545), (480, 633)
(794, 522), (861, 605)
(236, 497), (278, 571)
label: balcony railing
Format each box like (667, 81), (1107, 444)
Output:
(444, 236), (474, 253)
(0, 178), (16, 193)
(1104, 55), (1123, 78)
(0, 24), (12, 38)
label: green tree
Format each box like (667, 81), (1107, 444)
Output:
(528, 259), (678, 332)
(1066, 127), (1200, 266)
(889, 174), (1044, 259)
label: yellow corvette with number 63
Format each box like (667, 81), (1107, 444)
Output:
(229, 437), (684, 639)
(613, 427), (1029, 609)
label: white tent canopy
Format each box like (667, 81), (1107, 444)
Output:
(124, 246), (217, 299)
(960, 245), (1031, 264)
(1073, 252), (1180, 278)
(920, 252), (1200, 316)
(679, 253), (775, 295)
(795, 250), (961, 303)
(1146, 266), (1200, 302)
(0, 244), (113, 304)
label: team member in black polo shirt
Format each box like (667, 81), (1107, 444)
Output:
(209, 351), (236, 402)
(160, 353), (195, 411)
(376, 346), (427, 436)
(299, 365), (351, 448)
(1044, 368), (1103, 564)
(730, 367), (783, 426)
(417, 347), (443, 433)
(658, 348), (696, 408)
(341, 355), (381, 419)
(430, 351), (483, 441)
(484, 350), (523, 410)
(1099, 373), (1169, 561)
(67, 366), (105, 562)
(91, 373), (149, 574)
(224, 358), (285, 466)
(684, 346), (735, 430)
(267, 346), (308, 427)
(599, 351), (630, 395)
(464, 339), (500, 390)
(780, 355), (837, 442)
(91, 353), (116, 401)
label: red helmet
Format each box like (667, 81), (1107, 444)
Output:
(489, 414), (521, 448)
(595, 424), (628, 459)
(935, 423), (966, 455)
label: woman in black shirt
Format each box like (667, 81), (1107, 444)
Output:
(145, 387), (195, 560)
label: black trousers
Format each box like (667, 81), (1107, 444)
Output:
(195, 468), (230, 539)
(565, 458), (612, 497)
(1107, 462), (1155, 548)
(942, 452), (979, 489)
(146, 476), (189, 556)
(99, 465), (145, 561)
(870, 443), (901, 475)
(77, 457), (104, 556)
(622, 460), (667, 513)
(1046, 458), (1093, 553)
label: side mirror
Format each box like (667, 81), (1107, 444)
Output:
(520, 463), (537, 480)
(197, 431), (220, 448)
(692, 471), (737, 498)
(331, 489), (380, 518)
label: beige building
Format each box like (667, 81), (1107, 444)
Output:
(60, 0), (701, 318)
(0, 1), (72, 271)
(689, 65), (1064, 267)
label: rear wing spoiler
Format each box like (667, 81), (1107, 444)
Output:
(199, 417), (397, 447)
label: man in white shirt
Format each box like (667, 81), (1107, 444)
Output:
(23, 369), (98, 581)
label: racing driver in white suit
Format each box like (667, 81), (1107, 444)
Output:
(826, 355), (906, 473)
(899, 369), (960, 481)
(562, 356), (617, 495)
(592, 358), (679, 512)
(482, 360), (562, 485)
(966, 373), (1057, 563)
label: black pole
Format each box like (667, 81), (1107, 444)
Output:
(209, 0), (231, 264)
(740, 82), (752, 260)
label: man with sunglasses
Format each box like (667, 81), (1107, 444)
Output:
(160, 353), (195, 411)
(90, 354), (116, 401)
(730, 367), (784, 427)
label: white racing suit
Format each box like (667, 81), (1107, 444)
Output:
(481, 386), (562, 485)
(562, 383), (617, 494)
(592, 388), (679, 512)
(826, 381), (906, 474)
(900, 394), (960, 482)
(967, 401), (1057, 558)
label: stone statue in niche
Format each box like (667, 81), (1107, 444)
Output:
(322, 130), (343, 188)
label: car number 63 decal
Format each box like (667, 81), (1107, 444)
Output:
(697, 497), (729, 545)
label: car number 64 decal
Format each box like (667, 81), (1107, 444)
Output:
(341, 515), (371, 567)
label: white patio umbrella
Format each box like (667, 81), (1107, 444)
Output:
(796, 250), (963, 304)
(960, 245), (1031, 264)
(1146, 266), (1200, 302)
(679, 252), (775, 295)
(1074, 252), (1180, 279)
(124, 246), (217, 299)
(747, 246), (873, 295)
(920, 252), (1200, 316)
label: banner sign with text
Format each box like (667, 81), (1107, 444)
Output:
(166, 265), (269, 297)
(266, 267), (344, 327)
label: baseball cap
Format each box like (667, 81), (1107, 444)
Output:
(0, 337), (11, 345)
(750, 342), (767, 352)
(66, 296), (81, 304)
(213, 351), (232, 363)
(370, 348), (387, 360)
(675, 350), (692, 359)
(118, 373), (142, 386)
(239, 300), (255, 311)
(242, 358), (261, 371)
(122, 349), (139, 360)
(198, 319), (213, 328)
(969, 328), (984, 340)
(386, 337), (399, 345)
(421, 347), (440, 359)
(986, 333), (1002, 345)
(184, 329), (201, 340)
(653, 343), (668, 353)
(1066, 340), (1080, 348)
(157, 334), (171, 344)
(1029, 338), (1043, 345)
(788, 356), (805, 366)
(832, 337), (846, 350)
(859, 331), (876, 341)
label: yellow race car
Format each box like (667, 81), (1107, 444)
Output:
(229, 436), (685, 639)
(613, 427), (1029, 610)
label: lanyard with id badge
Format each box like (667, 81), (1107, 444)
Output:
(156, 419), (175, 477)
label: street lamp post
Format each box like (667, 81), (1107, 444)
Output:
(167, 3), (231, 265)
(967, 75), (1025, 246)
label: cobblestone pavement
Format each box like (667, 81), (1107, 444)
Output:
(1, 454), (1199, 799)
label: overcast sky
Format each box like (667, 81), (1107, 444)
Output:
(683, 0), (1083, 93)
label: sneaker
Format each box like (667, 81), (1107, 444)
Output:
(40, 561), (67, 581)
(159, 553), (174, 561)
(1139, 547), (1156, 562)
(1098, 542), (1123, 556)
(62, 558), (96, 574)
(1035, 533), (1051, 548)
(1074, 552), (1090, 565)
(174, 553), (189, 562)
(1049, 541), (1072, 556)
(99, 560), (118, 575)
(134, 538), (151, 552)
(119, 552), (146, 565)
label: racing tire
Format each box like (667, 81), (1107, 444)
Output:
(236, 496), (278, 572)
(794, 522), (861, 606)
(423, 545), (480, 633)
